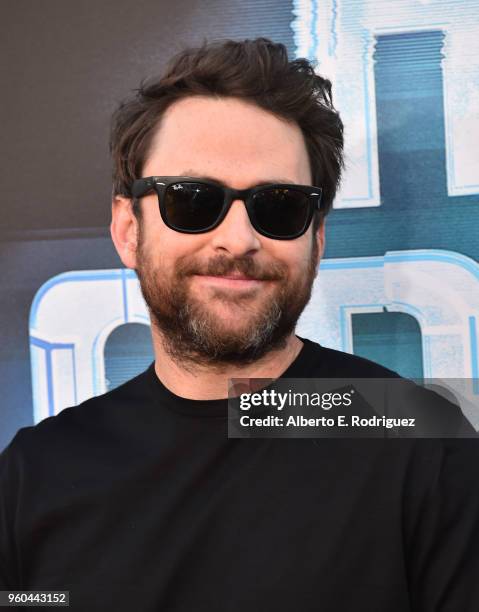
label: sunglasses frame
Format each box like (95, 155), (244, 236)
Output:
(131, 176), (323, 240)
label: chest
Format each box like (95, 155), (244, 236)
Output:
(18, 441), (410, 611)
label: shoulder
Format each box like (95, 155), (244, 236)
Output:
(298, 337), (477, 437)
(0, 364), (153, 467)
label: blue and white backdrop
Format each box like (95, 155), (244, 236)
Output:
(1, 0), (478, 450)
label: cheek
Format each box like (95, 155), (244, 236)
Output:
(144, 231), (209, 274)
(268, 237), (313, 270)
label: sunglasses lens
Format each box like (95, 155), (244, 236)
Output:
(252, 188), (310, 238)
(161, 181), (312, 238)
(164, 182), (224, 231)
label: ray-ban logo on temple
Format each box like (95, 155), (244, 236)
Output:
(131, 176), (323, 240)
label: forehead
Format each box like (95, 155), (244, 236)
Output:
(143, 96), (311, 185)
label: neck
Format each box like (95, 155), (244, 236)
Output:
(151, 327), (303, 400)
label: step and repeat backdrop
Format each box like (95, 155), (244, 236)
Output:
(1, 0), (478, 450)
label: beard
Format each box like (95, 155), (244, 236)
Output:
(135, 231), (318, 370)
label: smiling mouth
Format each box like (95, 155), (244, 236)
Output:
(193, 274), (267, 289)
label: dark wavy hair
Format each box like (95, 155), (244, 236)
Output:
(110, 37), (344, 228)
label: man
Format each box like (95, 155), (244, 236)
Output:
(1, 37), (478, 611)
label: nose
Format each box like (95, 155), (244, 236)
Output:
(210, 199), (261, 256)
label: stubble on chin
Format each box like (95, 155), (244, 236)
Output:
(135, 238), (318, 370)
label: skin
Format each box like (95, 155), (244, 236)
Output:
(111, 95), (325, 399)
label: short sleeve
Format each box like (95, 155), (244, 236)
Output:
(407, 439), (479, 611)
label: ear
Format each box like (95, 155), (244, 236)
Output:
(110, 195), (139, 269)
(315, 217), (326, 265)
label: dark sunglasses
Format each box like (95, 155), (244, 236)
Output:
(131, 176), (323, 240)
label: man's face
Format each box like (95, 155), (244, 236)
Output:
(131, 96), (324, 367)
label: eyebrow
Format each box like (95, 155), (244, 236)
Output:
(179, 170), (298, 187)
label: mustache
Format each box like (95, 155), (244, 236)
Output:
(176, 255), (286, 281)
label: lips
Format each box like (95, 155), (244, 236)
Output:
(210, 274), (260, 281)
(193, 274), (266, 289)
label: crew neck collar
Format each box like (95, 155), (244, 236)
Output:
(144, 336), (320, 417)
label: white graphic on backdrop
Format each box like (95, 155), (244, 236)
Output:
(29, 250), (479, 423)
(292, 0), (479, 205)
(29, 269), (149, 423)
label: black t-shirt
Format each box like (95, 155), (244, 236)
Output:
(1, 337), (479, 611)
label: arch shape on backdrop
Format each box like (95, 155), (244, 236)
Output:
(29, 249), (479, 426)
(29, 269), (149, 423)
